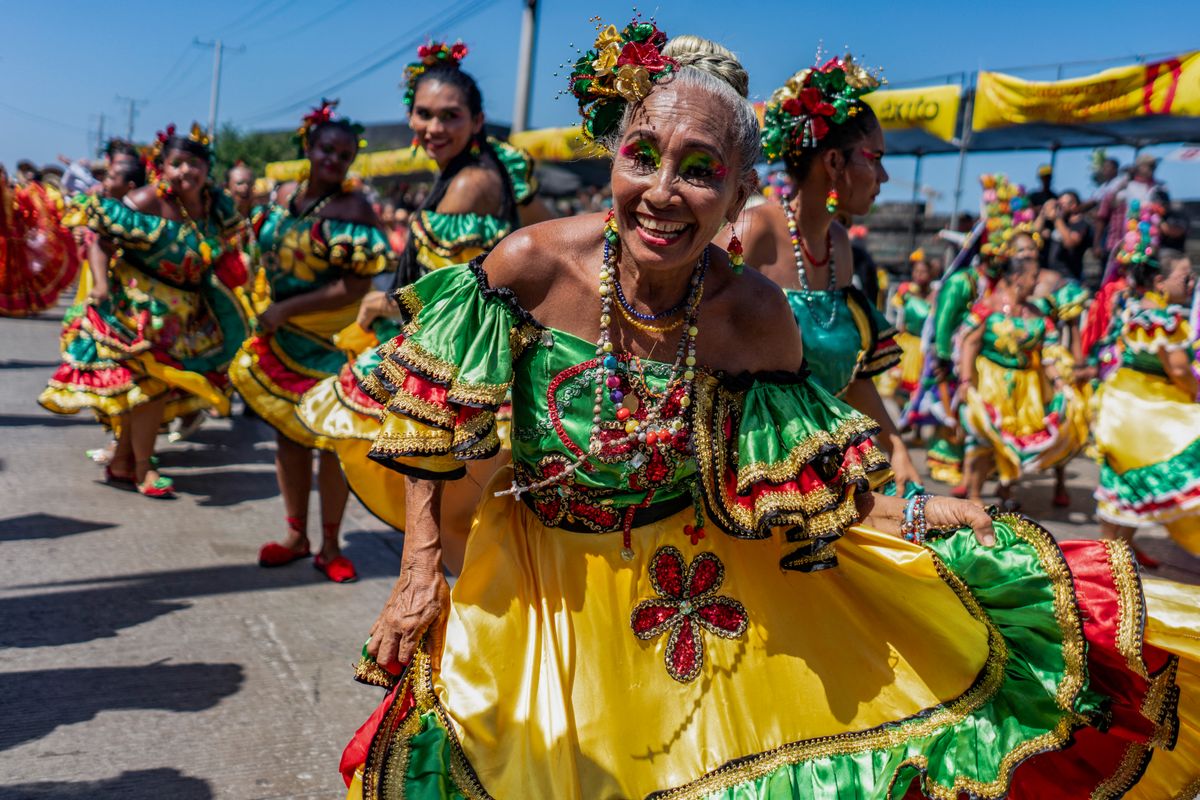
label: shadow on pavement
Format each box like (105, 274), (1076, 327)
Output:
(0, 512), (116, 543)
(0, 662), (243, 751)
(0, 769), (213, 799)
(0, 529), (400, 649)
(0, 359), (61, 371)
(0, 413), (93, 428)
(179, 468), (280, 507)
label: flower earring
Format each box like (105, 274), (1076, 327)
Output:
(825, 188), (839, 214)
(727, 230), (744, 275)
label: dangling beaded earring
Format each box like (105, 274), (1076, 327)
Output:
(825, 188), (840, 214)
(727, 230), (744, 275)
(470, 137), (482, 158)
(410, 136), (420, 154)
(603, 208), (619, 244)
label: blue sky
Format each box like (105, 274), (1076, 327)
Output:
(3, 0), (1198, 212)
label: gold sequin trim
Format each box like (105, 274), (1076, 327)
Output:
(733, 415), (882, 491)
(1091, 742), (1152, 800)
(1104, 538), (1149, 678)
(1173, 777), (1200, 799)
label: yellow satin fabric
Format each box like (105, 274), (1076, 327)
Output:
(962, 358), (1086, 482)
(1093, 368), (1200, 473)
(1125, 579), (1200, 799)
(896, 330), (924, 389)
(427, 470), (990, 799)
(287, 302), (360, 341)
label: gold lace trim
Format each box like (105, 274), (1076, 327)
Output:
(1104, 539), (1149, 678)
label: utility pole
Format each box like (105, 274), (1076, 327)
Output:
(195, 38), (245, 143)
(510, 0), (539, 134)
(96, 113), (106, 157)
(115, 95), (146, 141)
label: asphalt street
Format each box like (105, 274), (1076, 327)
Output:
(1, 299), (1197, 799)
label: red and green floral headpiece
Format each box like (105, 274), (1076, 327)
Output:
(402, 40), (469, 108)
(761, 54), (881, 163)
(294, 99), (366, 157)
(567, 17), (676, 142)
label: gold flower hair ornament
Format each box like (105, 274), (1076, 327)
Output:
(294, 98), (367, 158)
(567, 16), (676, 141)
(978, 174), (1039, 260)
(402, 40), (469, 108)
(761, 53), (883, 163)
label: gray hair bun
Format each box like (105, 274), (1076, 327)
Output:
(661, 35), (750, 99)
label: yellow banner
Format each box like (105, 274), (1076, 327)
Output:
(264, 148), (438, 182)
(510, 127), (607, 161)
(863, 84), (962, 143)
(265, 127), (608, 182)
(973, 51), (1200, 131)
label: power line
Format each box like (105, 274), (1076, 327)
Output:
(146, 43), (200, 99)
(239, 0), (497, 125)
(244, 0), (359, 47)
(210, 0), (286, 36)
(0, 99), (89, 133)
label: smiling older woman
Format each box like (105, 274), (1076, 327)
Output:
(339, 21), (1200, 800)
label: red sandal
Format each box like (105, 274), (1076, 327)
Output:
(259, 517), (312, 567)
(313, 553), (358, 583)
(137, 475), (176, 500)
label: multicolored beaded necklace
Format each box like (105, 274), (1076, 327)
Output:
(781, 193), (839, 329)
(497, 219), (709, 560)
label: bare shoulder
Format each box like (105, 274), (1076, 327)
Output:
(437, 166), (504, 216)
(274, 180), (299, 206)
(124, 185), (162, 214)
(483, 214), (597, 289)
(707, 261), (803, 373)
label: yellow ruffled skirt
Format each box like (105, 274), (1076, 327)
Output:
(343, 469), (1200, 799)
(960, 358), (1087, 483)
(1093, 367), (1200, 551)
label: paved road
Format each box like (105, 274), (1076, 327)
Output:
(2, 300), (1197, 799)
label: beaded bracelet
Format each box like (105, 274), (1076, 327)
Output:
(900, 494), (932, 544)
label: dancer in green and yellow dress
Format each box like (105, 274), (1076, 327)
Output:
(40, 124), (249, 498)
(228, 102), (394, 582)
(1094, 200), (1200, 556)
(957, 256), (1087, 504)
(296, 43), (538, 572)
(889, 250), (934, 408)
(724, 52), (918, 496)
(340, 23), (1200, 800)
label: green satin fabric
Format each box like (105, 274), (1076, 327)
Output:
(509, 326), (696, 508)
(898, 286), (931, 334)
(1100, 434), (1200, 504)
(784, 288), (866, 396)
(418, 210), (510, 253)
(933, 270), (979, 360)
(404, 712), (465, 800)
(972, 312), (1050, 370)
(403, 265), (876, 504)
(74, 194), (249, 372)
(489, 138), (537, 204)
(388, 518), (1106, 799)
(255, 209), (392, 301)
(82, 193), (241, 286)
